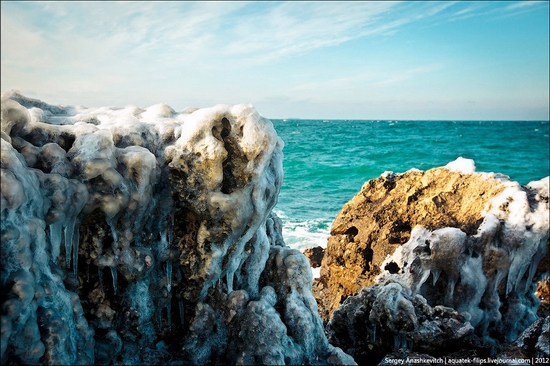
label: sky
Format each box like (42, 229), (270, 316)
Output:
(1, 1), (549, 120)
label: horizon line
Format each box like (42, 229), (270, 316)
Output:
(269, 118), (550, 122)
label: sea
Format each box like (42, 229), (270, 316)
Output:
(270, 120), (550, 251)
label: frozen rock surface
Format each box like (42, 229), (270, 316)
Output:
(320, 161), (549, 363)
(1, 91), (354, 365)
(327, 279), (475, 364)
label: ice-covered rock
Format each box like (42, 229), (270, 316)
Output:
(317, 160), (548, 361)
(326, 279), (475, 364)
(1, 91), (354, 365)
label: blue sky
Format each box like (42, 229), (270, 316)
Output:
(1, 1), (548, 120)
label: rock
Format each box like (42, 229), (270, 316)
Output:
(514, 315), (549, 357)
(0, 92), (354, 365)
(303, 246), (325, 268)
(536, 276), (550, 317)
(326, 279), (475, 364)
(494, 316), (550, 360)
(319, 161), (548, 363)
(314, 164), (549, 330)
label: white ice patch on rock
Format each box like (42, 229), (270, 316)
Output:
(444, 156), (476, 174)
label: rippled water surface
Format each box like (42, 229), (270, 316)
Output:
(271, 120), (550, 250)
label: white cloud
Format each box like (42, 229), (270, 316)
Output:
(291, 63), (442, 95)
(505, 1), (541, 11)
(218, 2), (401, 64)
(372, 64), (443, 87)
(2, 1), (448, 73)
(1, 1), (547, 119)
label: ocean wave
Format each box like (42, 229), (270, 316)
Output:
(273, 209), (331, 250)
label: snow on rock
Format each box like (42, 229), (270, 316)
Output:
(444, 156), (477, 174)
(0, 91), (354, 365)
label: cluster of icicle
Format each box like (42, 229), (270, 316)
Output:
(0, 91), (354, 365)
(378, 160), (549, 341)
(326, 159), (549, 363)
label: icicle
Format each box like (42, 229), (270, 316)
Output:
(514, 260), (532, 294)
(157, 309), (162, 329)
(98, 267), (104, 294)
(168, 214), (174, 246)
(167, 301), (171, 328)
(494, 268), (507, 292)
(64, 218), (76, 269)
(179, 300), (185, 325)
(413, 269), (431, 294)
(49, 222), (63, 263)
(166, 261), (172, 293)
(107, 218), (118, 244)
(372, 323), (376, 342)
(506, 277), (513, 297)
(446, 279), (457, 305)
(524, 261), (539, 295)
(110, 267), (118, 295)
(226, 272), (234, 293)
(72, 224), (80, 277)
(393, 331), (407, 350)
(431, 269), (441, 286)
(393, 334), (400, 351)
(159, 230), (169, 258)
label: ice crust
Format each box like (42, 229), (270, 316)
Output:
(1, 91), (354, 365)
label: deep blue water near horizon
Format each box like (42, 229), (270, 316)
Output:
(270, 119), (550, 250)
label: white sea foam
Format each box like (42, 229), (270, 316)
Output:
(276, 214), (331, 251)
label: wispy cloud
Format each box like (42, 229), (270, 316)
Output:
(221, 2), (400, 63)
(290, 63), (442, 100)
(505, 1), (541, 11)
(372, 64), (443, 87)
(1, 1), (547, 119)
(1, 1), (471, 73)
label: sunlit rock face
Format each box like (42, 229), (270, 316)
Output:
(320, 160), (549, 363)
(1, 91), (353, 365)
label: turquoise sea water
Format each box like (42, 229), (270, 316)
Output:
(271, 120), (550, 250)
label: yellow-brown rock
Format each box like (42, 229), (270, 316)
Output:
(313, 166), (544, 321)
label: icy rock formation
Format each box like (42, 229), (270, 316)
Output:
(320, 160), (548, 362)
(326, 279), (475, 364)
(1, 91), (354, 365)
(496, 315), (550, 359)
(314, 161), (549, 322)
(536, 276), (550, 317)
